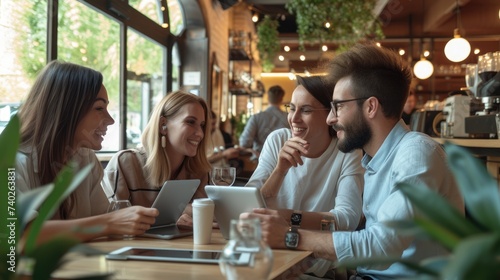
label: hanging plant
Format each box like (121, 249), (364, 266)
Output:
(256, 15), (280, 73)
(286, 0), (384, 50)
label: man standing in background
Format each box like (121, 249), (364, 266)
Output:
(239, 85), (289, 159)
(402, 91), (416, 125)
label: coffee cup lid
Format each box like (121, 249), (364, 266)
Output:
(192, 198), (214, 206)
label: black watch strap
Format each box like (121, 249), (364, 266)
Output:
(290, 210), (302, 227)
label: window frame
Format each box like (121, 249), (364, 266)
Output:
(45, 0), (177, 150)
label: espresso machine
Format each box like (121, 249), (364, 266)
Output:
(442, 94), (471, 138)
(464, 51), (500, 138)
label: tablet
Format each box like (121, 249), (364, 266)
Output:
(205, 186), (267, 239)
(106, 247), (251, 265)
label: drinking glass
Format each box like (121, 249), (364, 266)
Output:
(478, 52), (495, 82)
(211, 167), (236, 186)
(107, 199), (133, 239)
(465, 64), (478, 96)
(219, 218), (273, 280)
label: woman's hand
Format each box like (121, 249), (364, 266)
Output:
(276, 137), (309, 172)
(223, 147), (240, 160)
(176, 204), (219, 229)
(106, 206), (158, 236)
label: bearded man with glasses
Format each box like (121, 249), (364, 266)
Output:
(242, 43), (464, 280)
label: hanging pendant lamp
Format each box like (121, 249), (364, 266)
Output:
(444, 1), (470, 62)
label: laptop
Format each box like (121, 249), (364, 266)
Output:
(141, 179), (200, 240)
(205, 185), (267, 239)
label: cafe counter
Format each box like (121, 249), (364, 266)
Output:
(432, 137), (500, 184)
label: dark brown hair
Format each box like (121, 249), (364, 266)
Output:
(296, 75), (336, 137)
(327, 43), (412, 119)
(18, 60), (103, 218)
(267, 85), (285, 104)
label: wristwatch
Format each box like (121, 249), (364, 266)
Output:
(285, 226), (299, 249)
(285, 210), (302, 249)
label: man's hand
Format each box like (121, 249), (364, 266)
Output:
(240, 208), (289, 248)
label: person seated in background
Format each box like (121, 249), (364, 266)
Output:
(16, 60), (158, 243)
(220, 120), (234, 149)
(245, 75), (364, 232)
(239, 85), (289, 160)
(206, 110), (240, 168)
(102, 91), (212, 227)
(242, 43), (463, 280)
(402, 91), (416, 125)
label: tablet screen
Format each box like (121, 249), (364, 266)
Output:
(119, 248), (220, 259)
(106, 247), (251, 265)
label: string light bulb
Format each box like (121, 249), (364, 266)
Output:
(414, 56), (434, 80)
(444, 29), (471, 62)
(252, 13), (259, 23)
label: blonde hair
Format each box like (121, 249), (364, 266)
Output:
(141, 91), (211, 186)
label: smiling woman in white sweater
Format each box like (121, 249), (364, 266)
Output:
(245, 75), (364, 232)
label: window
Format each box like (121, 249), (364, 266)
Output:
(59, 0), (121, 151)
(126, 29), (164, 149)
(0, 0), (185, 152)
(0, 0), (47, 104)
(167, 0), (184, 35)
(129, 0), (161, 24)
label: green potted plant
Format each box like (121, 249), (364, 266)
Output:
(230, 112), (249, 142)
(0, 115), (110, 280)
(256, 15), (280, 73)
(285, 0), (384, 51)
(339, 142), (500, 278)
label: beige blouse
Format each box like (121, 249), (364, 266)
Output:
(15, 146), (109, 219)
(101, 149), (208, 207)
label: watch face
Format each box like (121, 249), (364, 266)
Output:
(291, 213), (302, 226)
(285, 231), (299, 248)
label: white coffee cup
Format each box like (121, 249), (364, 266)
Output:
(192, 198), (215, 245)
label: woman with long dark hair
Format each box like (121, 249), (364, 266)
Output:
(16, 60), (158, 242)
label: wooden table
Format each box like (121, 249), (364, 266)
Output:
(51, 230), (312, 279)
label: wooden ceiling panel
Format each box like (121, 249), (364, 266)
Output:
(244, 0), (500, 74)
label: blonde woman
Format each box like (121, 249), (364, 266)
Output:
(102, 90), (212, 226)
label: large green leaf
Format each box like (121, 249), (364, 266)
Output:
(337, 256), (440, 277)
(412, 217), (461, 250)
(24, 164), (93, 254)
(30, 236), (81, 280)
(441, 233), (500, 279)
(419, 256), (449, 278)
(0, 114), (19, 168)
(17, 184), (54, 230)
(397, 182), (480, 238)
(445, 143), (500, 232)
(0, 115), (20, 280)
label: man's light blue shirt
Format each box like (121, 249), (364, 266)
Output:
(333, 120), (464, 280)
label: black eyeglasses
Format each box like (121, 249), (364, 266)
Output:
(330, 97), (370, 117)
(284, 104), (330, 115)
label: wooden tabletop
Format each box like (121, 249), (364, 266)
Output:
(50, 230), (312, 280)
